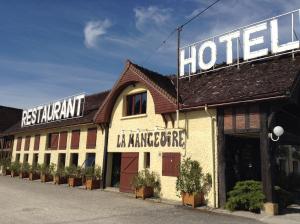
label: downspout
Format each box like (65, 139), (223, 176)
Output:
(205, 105), (217, 208)
(101, 123), (109, 189)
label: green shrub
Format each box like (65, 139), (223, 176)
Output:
(39, 163), (55, 175)
(225, 180), (265, 212)
(10, 161), (21, 173)
(176, 158), (212, 196)
(20, 162), (30, 173)
(84, 166), (102, 180)
(132, 169), (160, 190)
(0, 158), (11, 171)
(65, 165), (82, 178)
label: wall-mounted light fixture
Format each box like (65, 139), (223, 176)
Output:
(268, 126), (284, 142)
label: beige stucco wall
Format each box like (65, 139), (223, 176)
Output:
(11, 124), (105, 170)
(107, 83), (218, 207)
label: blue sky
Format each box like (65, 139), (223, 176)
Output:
(0, 0), (299, 108)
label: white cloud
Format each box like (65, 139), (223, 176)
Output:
(84, 19), (112, 48)
(134, 6), (172, 31)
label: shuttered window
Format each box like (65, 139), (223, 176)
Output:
(162, 153), (181, 177)
(86, 128), (97, 149)
(48, 133), (59, 149)
(34, 135), (40, 151)
(71, 130), (80, 149)
(16, 137), (22, 151)
(24, 136), (31, 151)
(59, 132), (68, 150)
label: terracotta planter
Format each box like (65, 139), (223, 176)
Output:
(29, 172), (40, 181)
(54, 175), (68, 185)
(19, 172), (29, 179)
(135, 186), (154, 200)
(41, 174), (53, 182)
(85, 178), (102, 190)
(10, 171), (19, 177)
(68, 177), (82, 187)
(181, 192), (205, 208)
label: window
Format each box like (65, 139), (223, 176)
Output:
(23, 154), (29, 163)
(162, 153), (181, 177)
(71, 130), (80, 149)
(144, 152), (150, 169)
(48, 133), (59, 149)
(279, 159), (286, 173)
(15, 154), (20, 162)
(24, 136), (31, 151)
(85, 153), (95, 167)
(126, 92), (147, 116)
(58, 153), (66, 169)
(293, 161), (299, 173)
(34, 135), (40, 151)
(70, 153), (79, 166)
(44, 154), (51, 166)
(59, 132), (68, 150)
(32, 154), (39, 166)
(16, 137), (22, 151)
(86, 128), (97, 149)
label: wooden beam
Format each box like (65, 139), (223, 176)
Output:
(168, 113), (175, 128)
(260, 105), (275, 203)
(217, 108), (227, 207)
(161, 114), (168, 128)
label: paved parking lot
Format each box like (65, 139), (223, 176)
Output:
(0, 176), (263, 224)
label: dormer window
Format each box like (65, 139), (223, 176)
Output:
(126, 92), (147, 116)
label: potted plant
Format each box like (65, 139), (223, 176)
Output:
(85, 166), (102, 190)
(176, 158), (212, 208)
(10, 161), (21, 177)
(132, 169), (160, 200)
(53, 167), (68, 185)
(19, 162), (30, 178)
(40, 163), (55, 182)
(0, 158), (11, 176)
(29, 164), (40, 180)
(66, 165), (82, 187)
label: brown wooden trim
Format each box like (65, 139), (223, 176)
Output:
(260, 105), (275, 202)
(217, 108), (227, 207)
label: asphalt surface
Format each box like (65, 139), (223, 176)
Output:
(0, 176), (263, 224)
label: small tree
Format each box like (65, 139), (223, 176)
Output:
(20, 162), (30, 173)
(10, 161), (21, 174)
(176, 158), (212, 196)
(225, 180), (265, 212)
(132, 169), (160, 190)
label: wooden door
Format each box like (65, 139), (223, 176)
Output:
(120, 153), (139, 193)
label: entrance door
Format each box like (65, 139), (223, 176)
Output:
(226, 136), (261, 191)
(111, 153), (121, 187)
(120, 153), (139, 193)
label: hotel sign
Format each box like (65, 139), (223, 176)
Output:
(21, 94), (85, 127)
(117, 130), (185, 148)
(180, 9), (300, 77)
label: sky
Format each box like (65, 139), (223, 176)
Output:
(0, 0), (299, 109)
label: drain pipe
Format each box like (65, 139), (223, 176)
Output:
(205, 105), (217, 208)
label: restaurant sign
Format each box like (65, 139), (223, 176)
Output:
(180, 9), (300, 77)
(117, 130), (185, 148)
(21, 94), (85, 127)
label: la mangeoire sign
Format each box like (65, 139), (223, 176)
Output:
(180, 9), (300, 77)
(117, 130), (186, 148)
(21, 94), (85, 127)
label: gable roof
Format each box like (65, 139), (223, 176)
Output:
(0, 106), (22, 134)
(94, 60), (178, 124)
(2, 91), (110, 135)
(177, 54), (300, 109)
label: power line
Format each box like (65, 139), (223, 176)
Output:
(142, 0), (221, 63)
(180, 0), (221, 29)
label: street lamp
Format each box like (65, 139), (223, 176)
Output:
(269, 126), (284, 142)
